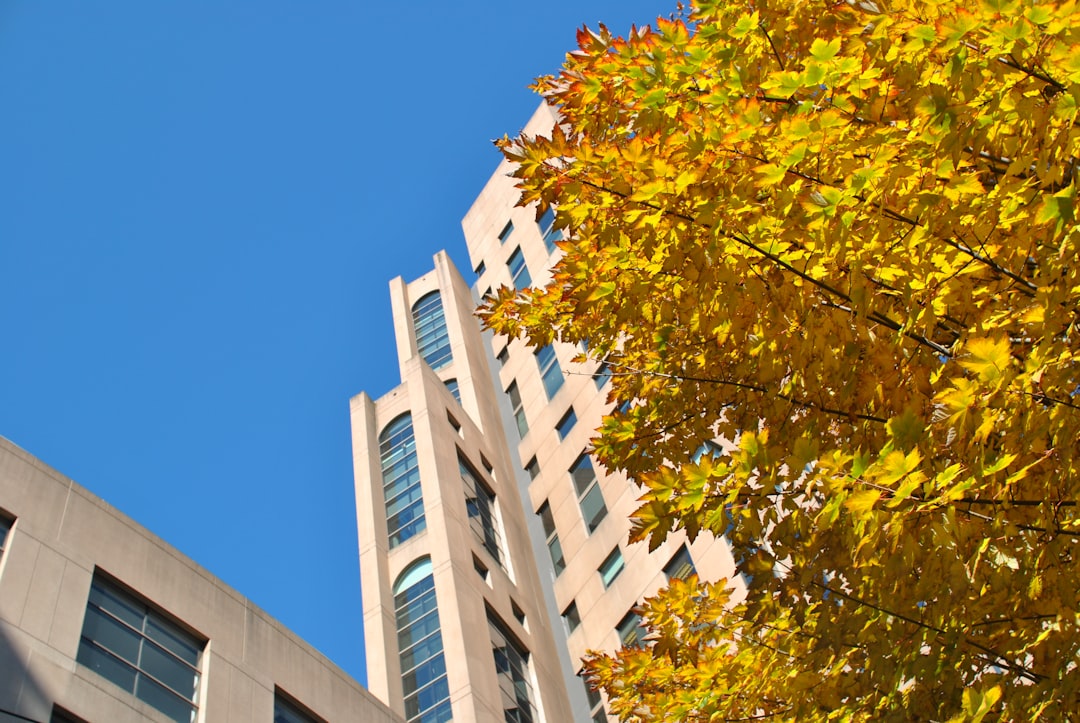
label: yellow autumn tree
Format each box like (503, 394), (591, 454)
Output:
(483, 0), (1080, 719)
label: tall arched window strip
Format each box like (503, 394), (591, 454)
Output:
(394, 558), (453, 723)
(381, 414), (426, 548)
(412, 291), (453, 371)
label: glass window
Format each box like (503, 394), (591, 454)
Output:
(664, 545), (696, 580)
(524, 457), (540, 480)
(50, 707), (89, 723)
(570, 456), (607, 533)
(511, 601), (526, 626)
(534, 345), (564, 399)
(489, 611), (536, 723)
(537, 502), (565, 576)
(598, 548), (625, 588)
(537, 206), (562, 254)
(412, 291), (453, 371)
(444, 379), (460, 404)
(381, 414), (426, 548)
(460, 454), (503, 566)
(562, 602), (580, 634)
(585, 682), (606, 723)
(76, 576), (202, 723)
(508, 247), (531, 290)
(616, 611), (647, 648)
(498, 221), (514, 244)
(274, 691), (323, 723)
(556, 408), (577, 441)
(593, 363), (612, 390)
(475, 260), (486, 277)
(0, 513), (12, 558)
(496, 346), (509, 366)
(507, 381), (528, 439)
(395, 559), (453, 723)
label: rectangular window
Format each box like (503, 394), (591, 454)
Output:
(496, 346), (510, 366)
(598, 548), (624, 588)
(534, 345), (564, 399)
(593, 362), (613, 390)
(537, 206), (562, 254)
(616, 611), (647, 648)
(489, 611), (537, 723)
(524, 456), (540, 480)
(664, 545), (696, 580)
(556, 408), (577, 441)
(498, 221), (514, 244)
(537, 502), (565, 576)
(562, 602), (580, 634)
(585, 681), (606, 723)
(50, 707), (88, 723)
(77, 575), (203, 723)
(475, 260), (486, 277)
(275, 689), (325, 723)
(0, 513), (12, 559)
(508, 247), (531, 290)
(570, 455), (608, 533)
(460, 454), (503, 566)
(507, 381), (528, 438)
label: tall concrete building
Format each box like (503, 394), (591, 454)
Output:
(0, 436), (400, 723)
(350, 104), (737, 723)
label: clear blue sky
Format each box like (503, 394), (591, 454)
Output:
(0, 1), (668, 686)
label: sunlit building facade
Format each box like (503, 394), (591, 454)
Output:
(351, 104), (738, 723)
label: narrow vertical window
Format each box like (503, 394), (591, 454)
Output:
(395, 559), (453, 723)
(593, 362), (612, 390)
(489, 611), (537, 723)
(562, 602), (580, 634)
(507, 381), (528, 438)
(508, 247), (531, 290)
(0, 513), (12, 559)
(537, 206), (562, 254)
(616, 611), (647, 648)
(412, 291), (453, 371)
(498, 221), (514, 244)
(444, 378), (460, 404)
(570, 455), (608, 533)
(534, 344), (564, 399)
(524, 456), (540, 480)
(555, 408), (577, 440)
(461, 454), (503, 566)
(585, 683), (607, 723)
(598, 547), (625, 588)
(274, 690), (324, 723)
(381, 414), (426, 548)
(77, 575), (203, 723)
(537, 502), (565, 576)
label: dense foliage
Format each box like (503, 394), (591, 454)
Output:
(484, 0), (1080, 719)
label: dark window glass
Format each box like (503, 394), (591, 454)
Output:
(555, 408), (577, 440)
(508, 248), (531, 289)
(489, 612), (536, 723)
(537, 206), (562, 253)
(537, 503), (565, 576)
(380, 415), (426, 548)
(534, 345), (564, 399)
(570, 455), (608, 533)
(444, 379), (460, 404)
(461, 454), (503, 566)
(598, 548), (625, 588)
(412, 291), (453, 371)
(498, 221), (514, 244)
(664, 545), (696, 580)
(593, 363), (612, 390)
(274, 691), (323, 723)
(507, 382), (528, 438)
(562, 602), (580, 633)
(616, 611), (647, 648)
(524, 457), (540, 480)
(585, 683), (606, 722)
(0, 514), (12, 557)
(76, 576), (202, 723)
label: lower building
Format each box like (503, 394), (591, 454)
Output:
(0, 436), (399, 723)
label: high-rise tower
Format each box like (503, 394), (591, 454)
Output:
(351, 104), (738, 723)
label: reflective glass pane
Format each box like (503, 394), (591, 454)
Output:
(81, 607), (141, 665)
(140, 640), (198, 699)
(145, 616), (201, 666)
(581, 486), (608, 533)
(136, 674), (196, 723)
(77, 640), (137, 692)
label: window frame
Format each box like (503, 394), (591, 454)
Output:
(380, 414), (427, 548)
(598, 547), (625, 588)
(507, 381), (528, 439)
(570, 455), (608, 533)
(507, 247), (531, 290)
(537, 502), (565, 576)
(555, 407), (577, 441)
(411, 291), (453, 371)
(460, 452), (504, 567)
(534, 344), (564, 400)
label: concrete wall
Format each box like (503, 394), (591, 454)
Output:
(0, 436), (399, 723)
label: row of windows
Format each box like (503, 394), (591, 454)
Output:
(394, 556), (538, 723)
(2, 515), (322, 723)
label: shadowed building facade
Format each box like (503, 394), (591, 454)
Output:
(351, 104), (738, 723)
(0, 436), (400, 723)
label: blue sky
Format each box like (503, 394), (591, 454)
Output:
(0, 1), (667, 685)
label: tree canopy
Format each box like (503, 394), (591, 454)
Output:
(483, 0), (1080, 719)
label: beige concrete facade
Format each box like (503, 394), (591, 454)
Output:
(0, 435), (399, 723)
(352, 103), (739, 723)
(461, 104), (740, 721)
(350, 253), (575, 723)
